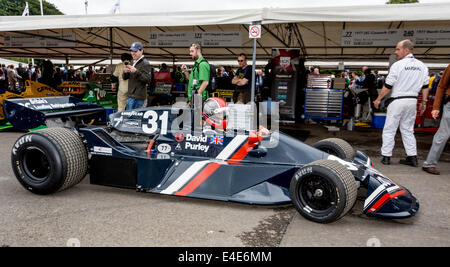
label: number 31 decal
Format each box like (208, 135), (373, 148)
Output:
(142, 110), (169, 135)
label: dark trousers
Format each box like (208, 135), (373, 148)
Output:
(233, 89), (251, 104)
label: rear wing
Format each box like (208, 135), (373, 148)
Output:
(3, 96), (104, 130)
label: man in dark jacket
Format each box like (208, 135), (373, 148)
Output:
(232, 53), (252, 104)
(123, 42), (152, 110)
(16, 63), (28, 91)
(356, 68), (379, 111)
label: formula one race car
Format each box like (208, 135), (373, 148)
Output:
(10, 98), (419, 223)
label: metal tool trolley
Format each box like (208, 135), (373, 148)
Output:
(304, 74), (344, 120)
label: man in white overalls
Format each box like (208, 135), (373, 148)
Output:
(373, 40), (429, 166)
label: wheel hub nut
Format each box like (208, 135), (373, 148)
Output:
(314, 189), (323, 198)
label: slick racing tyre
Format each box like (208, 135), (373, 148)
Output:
(313, 138), (355, 161)
(290, 159), (357, 223)
(11, 128), (88, 195)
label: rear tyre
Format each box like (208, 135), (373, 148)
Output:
(11, 128), (88, 195)
(313, 138), (355, 160)
(290, 159), (357, 223)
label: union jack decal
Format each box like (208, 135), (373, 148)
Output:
(210, 135), (224, 145)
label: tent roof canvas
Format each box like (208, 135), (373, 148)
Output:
(0, 3), (449, 65)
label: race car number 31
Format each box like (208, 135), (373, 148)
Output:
(142, 110), (169, 135)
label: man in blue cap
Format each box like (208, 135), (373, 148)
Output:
(123, 41), (152, 110)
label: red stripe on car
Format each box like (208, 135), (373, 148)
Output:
(175, 134), (264, 196)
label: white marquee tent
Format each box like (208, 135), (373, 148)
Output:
(1, 2), (450, 67)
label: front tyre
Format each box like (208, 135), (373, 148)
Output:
(11, 128), (88, 195)
(290, 159), (357, 223)
(313, 138), (355, 160)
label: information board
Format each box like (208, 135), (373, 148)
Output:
(342, 28), (450, 47)
(149, 31), (242, 47)
(4, 34), (76, 48)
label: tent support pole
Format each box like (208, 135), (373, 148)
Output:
(251, 21), (260, 131)
(109, 27), (113, 71)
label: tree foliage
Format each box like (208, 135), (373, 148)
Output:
(386, 0), (419, 4)
(0, 0), (63, 16)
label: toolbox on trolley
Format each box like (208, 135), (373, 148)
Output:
(304, 74), (344, 120)
(304, 88), (344, 120)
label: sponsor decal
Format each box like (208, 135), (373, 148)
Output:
(280, 57), (291, 68)
(405, 66), (421, 71)
(121, 111), (144, 117)
(157, 143), (172, 154)
(210, 135), (224, 145)
(15, 160), (23, 176)
(157, 153), (171, 159)
(175, 131), (185, 142)
(62, 81), (82, 86)
(123, 119), (142, 128)
(29, 98), (48, 104)
(15, 98), (75, 111)
(113, 116), (123, 127)
(93, 146), (112, 155)
(37, 86), (58, 93)
(12, 135), (32, 155)
(296, 167), (312, 180)
(303, 205), (313, 213)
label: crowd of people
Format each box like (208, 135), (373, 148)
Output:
(0, 63), (37, 93)
(3, 47), (388, 111)
(107, 40), (398, 118)
(0, 61), (108, 94)
(110, 42), (265, 111)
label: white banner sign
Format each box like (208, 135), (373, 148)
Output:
(201, 32), (242, 47)
(149, 31), (242, 47)
(4, 34), (76, 48)
(342, 28), (450, 47)
(149, 32), (195, 47)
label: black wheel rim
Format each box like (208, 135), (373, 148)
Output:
(297, 175), (337, 213)
(22, 146), (51, 183)
(321, 147), (338, 157)
(317, 145), (341, 158)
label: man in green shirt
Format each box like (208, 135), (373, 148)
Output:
(182, 43), (210, 103)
